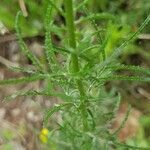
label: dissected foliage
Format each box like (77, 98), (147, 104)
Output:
(0, 0), (150, 149)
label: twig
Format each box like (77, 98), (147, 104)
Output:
(0, 34), (16, 43)
(138, 34), (150, 40)
(18, 0), (28, 17)
(137, 87), (150, 100)
(0, 55), (19, 68)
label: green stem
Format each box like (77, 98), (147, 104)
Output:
(64, 0), (88, 130)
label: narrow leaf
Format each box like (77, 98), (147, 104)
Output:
(4, 89), (46, 101)
(100, 75), (150, 82)
(107, 64), (150, 75)
(43, 103), (74, 126)
(15, 11), (43, 71)
(112, 105), (131, 135)
(0, 74), (45, 86)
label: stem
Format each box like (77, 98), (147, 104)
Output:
(64, 0), (88, 130)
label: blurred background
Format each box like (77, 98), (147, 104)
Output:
(0, 0), (150, 149)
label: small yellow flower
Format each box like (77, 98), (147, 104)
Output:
(39, 128), (49, 144)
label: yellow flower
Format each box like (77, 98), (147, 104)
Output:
(39, 128), (49, 144)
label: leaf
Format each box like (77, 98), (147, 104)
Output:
(100, 75), (150, 83)
(112, 94), (121, 117)
(43, 103), (74, 126)
(48, 0), (64, 17)
(76, 13), (116, 24)
(107, 64), (150, 75)
(112, 105), (131, 135)
(44, 3), (56, 70)
(82, 7), (104, 59)
(75, 0), (89, 11)
(114, 141), (150, 150)
(111, 15), (150, 59)
(9, 66), (36, 74)
(4, 89), (46, 101)
(15, 11), (43, 71)
(53, 45), (90, 61)
(0, 74), (45, 86)
(108, 93), (121, 123)
(97, 14), (150, 69)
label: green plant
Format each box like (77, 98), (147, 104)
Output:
(0, 0), (42, 36)
(0, 0), (63, 36)
(0, 0), (150, 149)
